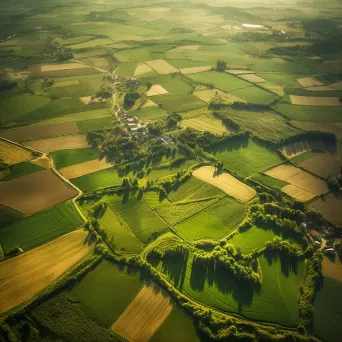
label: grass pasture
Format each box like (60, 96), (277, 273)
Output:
(230, 86), (277, 105)
(229, 225), (277, 253)
(167, 177), (224, 202)
(174, 212), (231, 241)
(220, 109), (300, 142)
(274, 104), (342, 122)
(152, 93), (206, 112)
(180, 114), (228, 135)
(112, 285), (172, 342)
(94, 193), (170, 244)
(0, 201), (84, 255)
(0, 169), (78, 214)
(0, 92), (51, 125)
(189, 71), (251, 92)
(210, 139), (283, 177)
(3, 161), (43, 181)
(132, 106), (168, 121)
(251, 173), (288, 189)
(0, 205), (23, 227)
(0, 229), (92, 315)
(76, 117), (114, 132)
(48, 83), (93, 99)
(156, 198), (218, 227)
(193, 88), (244, 104)
(51, 147), (100, 169)
(291, 121), (342, 140)
(145, 59), (178, 75)
(67, 260), (144, 328)
(193, 166), (256, 202)
(99, 207), (142, 254)
(72, 168), (123, 191)
(313, 276), (342, 342)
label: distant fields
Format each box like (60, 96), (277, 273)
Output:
(152, 93), (206, 112)
(210, 139), (283, 177)
(99, 207), (143, 254)
(274, 103), (342, 122)
(180, 114), (228, 135)
(0, 201), (83, 255)
(220, 109), (300, 142)
(51, 147), (100, 169)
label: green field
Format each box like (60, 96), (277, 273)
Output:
(290, 151), (320, 164)
(152, 93), (207, 113)
(0, 201), (83, 255)
(156, 198), (218, 227)
(161, 253), (304, 326)
(48, 83), (93, 98)
(230, 86), (277, 105)
(167, 177), (224, 202)
(67, 260), (144, 327)
(76, 117), (114, 132)
(210, 139), (283, 177)
(99, 206), (143, 254)
(229, 225), (277, 253)
(72, 168), (123, 191)
(3, 161), (44, 181)
(189, 71), (251, 92)
(151, 305), (203, 342)
(313, 276), (342, 342)
(220, 109), (300, 142)
(29, 108), (111, 126)
(252, 173), (288, 189)
(205, 197), (246, 229)
(0, 205), (23, 227)
(174, 212), (231, 241)
(51, 147), (100, 169)
(274, 103), (342, 122)
(132, 106), (169, 121)
(0, 92), (51, 125)
(103, 193), (170, 244)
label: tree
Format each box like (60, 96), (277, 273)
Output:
(216, 60), (227, 72)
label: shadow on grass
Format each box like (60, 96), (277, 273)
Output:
(264, 249), (299, 277)
(189, 258), (260, 312)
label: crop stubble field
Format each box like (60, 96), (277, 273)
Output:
(0, 230), (93, 315)
(112, 285), (173, 342)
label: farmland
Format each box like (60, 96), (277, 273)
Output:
(193, 166), (256, 202)
(0, 169), (78, 214)
(0, 201), (84, 255)
(0, 229), (93, 315)
(210, 139), (283, 177)
(112, 285), (172, 342)
(265, 164), (329, 198)
(26, 134), (89, 153)
(0, 0), (341, 340)
(99, 207), (143, 254)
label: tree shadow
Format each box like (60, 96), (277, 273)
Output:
(264, 249), (299, 277)
(189, 258), (260, 313)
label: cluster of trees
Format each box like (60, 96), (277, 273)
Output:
(192, 246), (262, 285)
(147, 114), (182, 136)
(159, 171), (192, 195)
(327, 174), (342, 193)
(175, 129), (247, 152)
(281, 131), (336, 146)
(216, 60), (227, 72)
(124, 92), (140, 109)
(265, 237), (302, 258)
(263, 202), (305, 222)
(148, 243), (189, 260)
(298, 251), (323, 329)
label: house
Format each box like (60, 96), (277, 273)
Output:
(310, 230), (319, 238)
